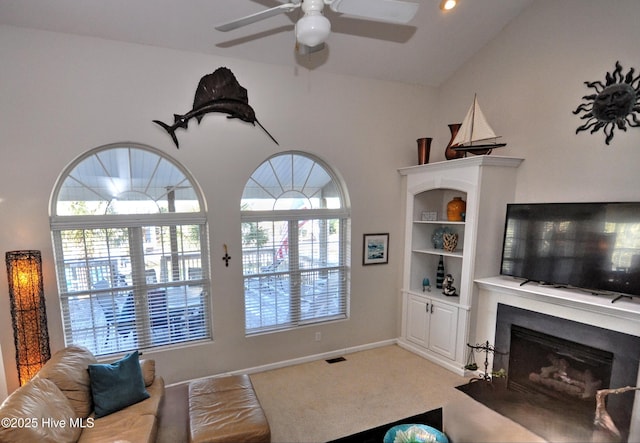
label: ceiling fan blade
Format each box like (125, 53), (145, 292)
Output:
(328, 0), (419, 24)
(215, 3), (300, 32)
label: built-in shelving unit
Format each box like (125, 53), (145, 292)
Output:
(398, 156), (523, 375)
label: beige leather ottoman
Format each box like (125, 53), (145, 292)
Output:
(188, 374), (271, 443)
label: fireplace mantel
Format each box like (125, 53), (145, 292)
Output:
(476, 276), (640, 328)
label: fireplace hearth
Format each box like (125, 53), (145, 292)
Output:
(483, 304), (640, 442)
(456, 377), (607, 442)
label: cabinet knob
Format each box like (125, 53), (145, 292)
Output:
(426, 303), (429, 313)
(431, 304), (434, 314)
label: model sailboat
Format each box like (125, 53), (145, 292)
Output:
(451, 94), (507, 154)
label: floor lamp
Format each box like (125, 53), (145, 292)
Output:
(5, 250), (51, 385)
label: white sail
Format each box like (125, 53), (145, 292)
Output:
(451, 95), (502, 147)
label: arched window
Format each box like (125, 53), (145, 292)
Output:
(241, 151), (350, 334)
(50, 143), (211, 356)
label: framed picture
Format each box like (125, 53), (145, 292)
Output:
(421, 211), (438, 221)
(363, 233), (389, 265)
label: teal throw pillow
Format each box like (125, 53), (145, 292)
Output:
(88, 350), (150, 418)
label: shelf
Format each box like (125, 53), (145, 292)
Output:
(413, 248), (463, 258)
(414, 220), (465, 225)
(404, 288), (462, 307)
(398, 155), (524, 176)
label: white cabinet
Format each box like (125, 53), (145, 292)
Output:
(398, 156), (522, 375)
(406, 293), (458, 359)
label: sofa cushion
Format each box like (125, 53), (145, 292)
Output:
(78, 412), (157, 443)
(88, 350), (150, 418)
(35, 345), (97, 418)
(0, 377), (82, 443)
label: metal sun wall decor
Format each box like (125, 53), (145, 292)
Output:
(573, 61), (640, 145)
(153, 67), (278, 148)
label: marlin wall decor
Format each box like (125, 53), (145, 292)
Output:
(153, 67), (278, 148)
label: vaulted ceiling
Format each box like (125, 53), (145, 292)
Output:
(0, 0), (533, 87)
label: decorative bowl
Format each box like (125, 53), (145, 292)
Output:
(383, 424), (449, 443)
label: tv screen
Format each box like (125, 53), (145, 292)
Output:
(500, 202), (640, 298)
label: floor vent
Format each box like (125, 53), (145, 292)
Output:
(326, 357), (346, 364)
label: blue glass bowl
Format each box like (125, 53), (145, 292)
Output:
(383, 424), (449, 443)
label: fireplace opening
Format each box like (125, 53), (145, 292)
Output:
(508, 324), (613, 418)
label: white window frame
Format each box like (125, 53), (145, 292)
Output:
(241, 151), (351, 335)
(49, 143), (211, 356)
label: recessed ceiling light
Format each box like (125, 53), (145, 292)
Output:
(440, 0), (458, 11)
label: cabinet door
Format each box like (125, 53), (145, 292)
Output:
(406, 294), (430, 348)
(428, 301), (458, 360)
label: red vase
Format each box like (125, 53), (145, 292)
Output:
(444, 123), (465, 160)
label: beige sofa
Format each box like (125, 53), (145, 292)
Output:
(0, 345), (164, 443)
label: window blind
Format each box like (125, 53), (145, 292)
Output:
(53, 224), (210, 356)
(242, 217), (349, 334)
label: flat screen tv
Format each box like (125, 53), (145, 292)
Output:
(500, 202), (640, 299)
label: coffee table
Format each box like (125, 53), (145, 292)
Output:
(326, 407), (443, 443)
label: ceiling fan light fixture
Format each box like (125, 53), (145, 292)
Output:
(295, 12), (331, 47)
(440, 0), (458, 11)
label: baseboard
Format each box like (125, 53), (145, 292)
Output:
(166, 338), (399, 388)
(396, 339), (466, 376)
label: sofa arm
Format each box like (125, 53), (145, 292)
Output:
(0, 377), (82, 443)
(35, 345), (97, 418)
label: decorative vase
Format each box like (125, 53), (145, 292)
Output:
(436, 255), (445, 289)
(447, 197), (466, 221)
(417, 137), (432, 165)
(444, 123), (465, 160)
(431, 226), (452, 249)
(442, 232), (458, 252)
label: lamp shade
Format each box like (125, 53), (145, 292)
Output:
(295, 13), (331, 47)
(6, 250), (50, 385)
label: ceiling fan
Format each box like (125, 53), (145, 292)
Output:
(215, 0), (420, 50)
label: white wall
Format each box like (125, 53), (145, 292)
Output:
(0, 25), (438, 394)
(436, 0), (640, 202)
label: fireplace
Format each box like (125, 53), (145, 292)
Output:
(508, 325), (613, 410)
(493, 304), (640, 442)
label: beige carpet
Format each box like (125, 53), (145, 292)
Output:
(157, 382), (189, 443)
(249, 345), (468, 443)
(157, 344), (546, 443)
